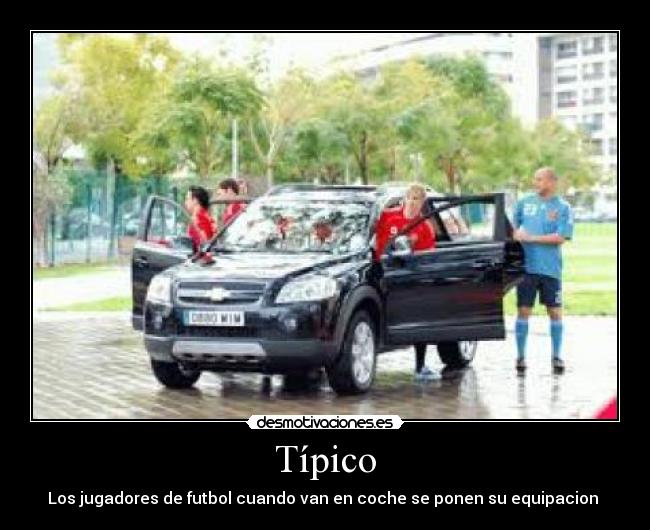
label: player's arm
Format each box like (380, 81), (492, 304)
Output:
(526, 233), (566, 245)
(520, 204), (573, 245)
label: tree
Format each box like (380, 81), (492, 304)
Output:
(144, 57), (264, 180)
(425, 55), (510, 121)
(56, 33), (182, 171)
(395, 86), (482, 192)
(288, 119), (349, 183)
(315, 73), (384, 184)
(249, 68), (315, 187)
(33, 94), (77, 265)
(527, 119), (600, 193)
(53, 34), (182, 257)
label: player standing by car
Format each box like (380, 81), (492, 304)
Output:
(217, 178), (247, 225)
(185, 186), (216, 253)
(375, 183), (438, 382)
(513, 167), (574, 375)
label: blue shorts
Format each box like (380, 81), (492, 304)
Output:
(517, 274), (562, 308)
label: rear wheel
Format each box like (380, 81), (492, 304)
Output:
(151, 360), (201, 389)
(327, 311), (376, 395)
(437, 341), (477, 368)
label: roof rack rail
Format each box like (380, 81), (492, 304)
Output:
(265, 183), (377, 196)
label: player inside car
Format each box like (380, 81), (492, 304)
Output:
(373, 183), (438, 382)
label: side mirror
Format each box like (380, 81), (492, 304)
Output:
(388, 235), (413, 258)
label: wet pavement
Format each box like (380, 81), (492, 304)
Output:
(32, 312), (617, 420)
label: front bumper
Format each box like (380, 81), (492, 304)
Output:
(145, 334), (337, 372)
(143, 299), (341, 373)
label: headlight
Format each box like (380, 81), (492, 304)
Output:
(276, 275), (338, 304)
(146, 275), (172, 305)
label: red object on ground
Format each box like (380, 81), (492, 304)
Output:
(148, 238), (172, 248)
(374, 206), (436, 260)
(188, 207), (217, 251)
(222, 202), (246, 225)
(595, 398), (617, 419)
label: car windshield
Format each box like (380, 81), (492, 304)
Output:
(211, 199), (371, 254)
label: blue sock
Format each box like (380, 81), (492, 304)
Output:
(515, 319), (529, 360)
(550, 320), (563, 360)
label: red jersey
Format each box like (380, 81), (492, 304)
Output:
(374, 206), (436, 261)
(188, 207), (216, 252)
(222, 202), (246, 225)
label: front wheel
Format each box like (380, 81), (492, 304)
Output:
(437, 341), (477, 368)
(327, 311), (377, 395)
(151, 360), (201, 389)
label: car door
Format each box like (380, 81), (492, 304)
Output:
(131, 196), (193, 330)
(380, 193), (520, 346)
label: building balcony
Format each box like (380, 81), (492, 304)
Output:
(583, 46), (604, 56)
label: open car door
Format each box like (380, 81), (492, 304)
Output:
(380, 193), (524, 346)
(131, 194), (255, 330)
(131, 196), (193, 330)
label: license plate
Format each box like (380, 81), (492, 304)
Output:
(184, 311), (245, 327)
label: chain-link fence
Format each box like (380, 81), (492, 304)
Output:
(34, 170), (185, 266)
(32, 169), (271, 266)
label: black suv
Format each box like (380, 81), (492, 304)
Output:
(131, 184), (524, 394)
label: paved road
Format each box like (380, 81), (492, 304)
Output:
(32, 267), (130, 310)
(32, 312), (617, 420)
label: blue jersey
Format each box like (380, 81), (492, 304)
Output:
(513, 194), (574, 280)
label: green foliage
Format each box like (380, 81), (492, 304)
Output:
(54, 33), (182, 173)
(41, 36), (602, 195)
(141, 57), (264, 179)
(528, 119), (600, 192)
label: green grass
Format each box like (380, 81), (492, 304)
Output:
(44, 297), (131, 312)
(505, 222), (617, 316)
(33, 262), (119, 280)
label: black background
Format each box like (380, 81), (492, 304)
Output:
(26, 421), (624, 518)
(23, 22), (627, 520)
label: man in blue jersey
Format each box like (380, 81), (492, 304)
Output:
(513, 167), (574, 375)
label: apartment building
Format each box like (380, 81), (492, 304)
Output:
(330, 32), (516, 100)
(331, 32), (619, 181)
(537, 33), (618, 178)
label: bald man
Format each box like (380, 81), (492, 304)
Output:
(513, 168), (574, 375)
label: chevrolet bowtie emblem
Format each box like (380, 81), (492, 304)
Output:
(209, 287), (230, 302)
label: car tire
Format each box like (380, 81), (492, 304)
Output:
(327, 310), (377, 395)
(437, 341), (477, 368)
(151, 360), (201, 389)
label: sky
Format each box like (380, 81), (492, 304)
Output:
(32, 32), (424, 108)
(164, 32), (422, 73)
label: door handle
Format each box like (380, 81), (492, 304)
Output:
(472, 259), (497, 269)
(134, 256), (149, 267)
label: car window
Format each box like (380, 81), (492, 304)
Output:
(212, 199), (370, 254)
(437, 202), (496, 242)
(147, 200), (190, 246)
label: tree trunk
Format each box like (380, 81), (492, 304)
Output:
(107, 160), (118, 260)
(42, 216), (50, 266)
(444, 158), (456, 194)
(33, 219), (45, 267)
(389, 147), (396, 180)
(359, 131), (368, 184)
(266, 162), (274, 189)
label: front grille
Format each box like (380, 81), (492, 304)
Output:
(176, 281), (267, 305)
(177, 326), (259, 338)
